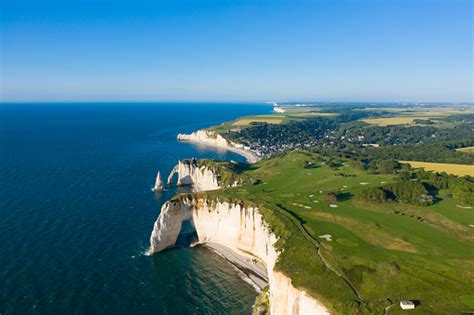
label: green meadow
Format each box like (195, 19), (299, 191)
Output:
(200, 151), (474, 314)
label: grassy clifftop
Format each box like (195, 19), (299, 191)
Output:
(179, 151), (474, 314)
(182, 158), (254, 187)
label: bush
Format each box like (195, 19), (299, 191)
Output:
(303, 160), (318, 169)
(415, 171), (474, 206)
(322, 191), (343, 202)
(326, 160), (339, 169)
(398, 171), (412, 181)
(376, 160), (401, 174)
(385, 181), (433, 206)
(349, 160), (365, 171)
(359, 187), (391, 202)
(450, 179), (474, 205)
(359, 181), (434, 206)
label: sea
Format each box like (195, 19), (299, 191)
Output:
(0, 102), (273, 315)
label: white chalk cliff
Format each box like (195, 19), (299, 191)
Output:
(149, 197), (329, 315)
(178, 129), (229, 147)
(152, 171), (164, 191)
(177, 129), (259, 163)
(166, 159), (228, 192)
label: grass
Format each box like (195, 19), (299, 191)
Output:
(359, 107), (474, 115)
(232, 117), (283, 125)
(210, 109), (338, 134)
(192, 158), (257, 187)
(456, 146), (474, 154)
(400, 161), (474, 176)
(359, 106), (474, 127)
(361, 117), (435, 126)
(286, 112), (337, 118)
(192, 151), (474, 314)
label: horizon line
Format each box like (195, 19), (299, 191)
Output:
(1, 100), (473, 105)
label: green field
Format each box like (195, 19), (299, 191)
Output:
(198, 151), (474, 314)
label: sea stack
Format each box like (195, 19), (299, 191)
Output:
(152, 171), (164, 192)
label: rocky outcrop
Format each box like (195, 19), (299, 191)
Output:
(177, 129), (259, 163)
(166, 159), (223, 192)
(149, 197), (329, 315)
(178, 129), (229, 147)
(152, 171), (164, 191)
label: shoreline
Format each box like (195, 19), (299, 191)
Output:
(177, 130), (260, 163)
(181, 138), (260, 163)
(149, 198), (330, 315)
(203, 242), (268, 291)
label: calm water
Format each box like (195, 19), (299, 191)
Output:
(0, 103), (272, 314)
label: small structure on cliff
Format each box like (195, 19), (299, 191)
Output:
(400, 300), (416, 310)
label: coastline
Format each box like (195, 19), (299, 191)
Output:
(203, 242), (268, 291)
(149, 198), (331, 315)
(147, 128), (331, 314)
(180, 138), (259, 163)
(177, 130), (260, 163)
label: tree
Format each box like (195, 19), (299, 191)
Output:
(359, 187), (390, 202)
(399, 171), (411, 181)
(349, 160), (365, 171)
(359, 181), (434, 206)
(377, 160), (400, 174)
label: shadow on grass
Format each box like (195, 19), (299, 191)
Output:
(276, 203), (307, 225)
(337, 192), (354, 202)
(231, 162), (259, 173)
(423, 183), (443, 205)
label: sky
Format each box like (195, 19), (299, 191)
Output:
(0, 0), (472, 102)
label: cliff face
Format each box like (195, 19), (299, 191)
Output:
(177, 129), (229, 147)
(166, 159), (223, 192)
(177, 129), (259, 163)
(270, 271), (329, 315)
(149, 197), (329, 315)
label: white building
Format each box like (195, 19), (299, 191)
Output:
(400, 300), (415, 310)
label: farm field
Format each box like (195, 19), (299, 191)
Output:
(232, 117), (283, 125)
(359, 106), (474, 126)
(360, 106), (474, 115)
(231, 110), (337, 125)
(201, 151), (474, 314)
(361, 117), (431, 126)
(456, 146), (474, 154)
(212, 108), (336, 133)
(400, 160), (474, 176)
(284, 111), (337, 118)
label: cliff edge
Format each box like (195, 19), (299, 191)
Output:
(177, 129), (260, 163)
(149, 197), (329, 315)
(166, 158), (248, 192)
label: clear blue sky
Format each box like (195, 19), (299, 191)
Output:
(1, 0), (472, 102)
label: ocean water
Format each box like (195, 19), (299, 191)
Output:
(0, 103), (272, 315)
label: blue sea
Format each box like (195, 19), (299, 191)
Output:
(0, 102), (272, 314)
